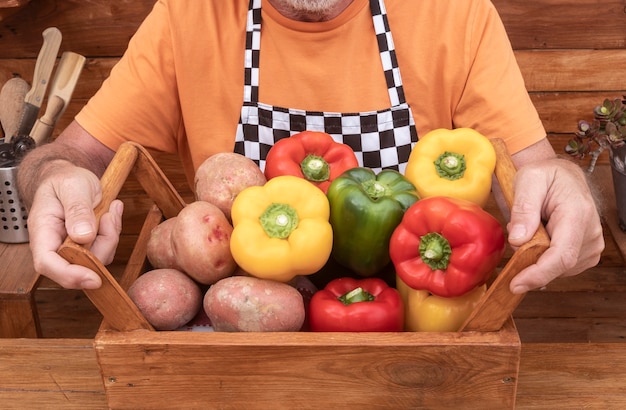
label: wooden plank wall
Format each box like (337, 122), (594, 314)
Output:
(1, 0), (625, 261)
(2, 0), (626, 159)
(1, 1), (625, 347)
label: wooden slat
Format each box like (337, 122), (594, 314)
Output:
(94, 327), (520, 409)
(517, 49), (626, 92)
(0, 338), (106, 409)
(515, 318), (626, 343)
(516, 290), (626, 319)
(532, 92), (626, 134)
(493, 0), (626, 50)
(0, 243), (41, 338)
(0, 0), (152, 57)
(516, 343), (626, 409)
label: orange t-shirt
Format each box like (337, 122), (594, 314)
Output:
(76, 0), (545, 185)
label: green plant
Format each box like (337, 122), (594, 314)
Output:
(565, 97), (626, 174)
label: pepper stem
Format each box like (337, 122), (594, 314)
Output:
(259, 203), (299, 239)
(361, 179), (387, 200)
(301, 155), (330, 182)
(434, 151), (466, 180)
(338, 287), (375, 305)
(419, 232), (452, 270)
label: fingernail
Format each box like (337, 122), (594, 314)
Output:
(73, 222), (94, 236)
(113, 200), (124, 215)
(512, 285), (528, 294)
(80, 276), (100, 289)
(508, 224), (526, 240)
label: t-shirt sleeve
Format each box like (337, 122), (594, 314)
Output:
(75, 0), (181, 153)
(453, 0), (546, 154)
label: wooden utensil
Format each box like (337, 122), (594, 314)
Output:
(30, 51), (86, 146)
(0, 77), (30, 140)
(9, 27), (61, 143)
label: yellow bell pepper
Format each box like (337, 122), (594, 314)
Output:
(404, 128), (496, 207)
(396, 275), (486, 332)
(230, 175), (333, 282)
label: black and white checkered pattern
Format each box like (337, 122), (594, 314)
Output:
(234, 0), (418, 174)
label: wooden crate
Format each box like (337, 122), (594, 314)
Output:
(58, 140), (550, 409)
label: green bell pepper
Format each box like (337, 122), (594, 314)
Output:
(326, 167), (419, 277)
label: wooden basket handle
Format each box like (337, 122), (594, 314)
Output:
(460, 138), (551, 332)
(57, 142), (186, 332)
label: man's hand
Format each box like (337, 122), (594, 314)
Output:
(27, 164), (123, 289)
(17, 121), (118, 289)
(507, 157), (604, 293)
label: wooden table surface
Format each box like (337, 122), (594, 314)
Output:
(1, 165), (625, 408)
(1, 339), (625, 409)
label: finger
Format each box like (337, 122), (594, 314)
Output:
(27, 199), (103, 289)
(90, 200), (124, 265)
(507, 169), (547, 247)
(31, 249), (103, 289)
(56, 170), (103, 245)
(509, 210), (584, 293)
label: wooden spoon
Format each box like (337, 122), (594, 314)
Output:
(30, 51), (86, 146)
(0, 77), (30, 140)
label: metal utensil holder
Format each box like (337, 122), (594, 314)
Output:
(0, 164), (29, 243)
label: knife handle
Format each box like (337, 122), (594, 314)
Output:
(24, 27), (62, 107)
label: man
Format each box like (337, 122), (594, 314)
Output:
(18, 0), (604, 292)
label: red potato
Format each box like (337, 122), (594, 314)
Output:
(127, 268), (203, 331)
(203, 276), (305, 332)
(146, 217), (181, 270)
(171, 201), (237, 285)
(194, 152), (266, 221)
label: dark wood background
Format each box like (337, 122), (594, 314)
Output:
(1, 0), (625, 265)
(2, 3), (626, 408)
(2, 0), (626, 155)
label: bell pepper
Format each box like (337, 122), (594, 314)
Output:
(404, 128), (496, 207)
(309, 277), (404, 332)
(265, 131), (359, 193)
(389, 196), (505, 298)
(326, 167), (419, 277)
(230, 175), (333, 282)
(396, 276), (486, 332)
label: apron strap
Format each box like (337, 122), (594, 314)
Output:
(369, 0), (407, 106)
(243, 0), (262, 104)
(242, 0), (407, 106)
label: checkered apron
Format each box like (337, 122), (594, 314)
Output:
(234, 0), (418, 173)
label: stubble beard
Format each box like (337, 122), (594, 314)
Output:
(271, 0), (350, 21)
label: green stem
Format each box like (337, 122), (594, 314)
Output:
(259, 203), (299, 239)
(301, 155), (330, 182)
(361, 179), (387, 200)
(419, 232), (452, 270)
(338, 287), (375, 305)
(434, 152), (466, 180)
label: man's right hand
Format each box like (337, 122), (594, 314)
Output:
(17, 120), (120, 289)
(26, 164), (124, 289)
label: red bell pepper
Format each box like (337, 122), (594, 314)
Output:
(264, 131), (359, 193)
(389, 196), (506, 298)
(309, 277), (404, 332)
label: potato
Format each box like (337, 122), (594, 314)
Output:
(146, 217), (181, 270)
(128, 268), (202, 331)
(203, 276), (305, 332)
(171, 201), (237, 285)
(194, 152), (266, 221)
